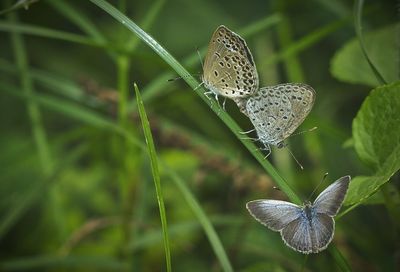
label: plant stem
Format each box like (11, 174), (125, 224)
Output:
(8, 5), (52, 176)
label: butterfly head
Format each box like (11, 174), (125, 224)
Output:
(277, 141), (287, 149)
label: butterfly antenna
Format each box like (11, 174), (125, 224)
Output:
(285, 146), (304, 170)
(290, 126), (318, 138)
(167, 73), (202, 82)
(307, 172), (329, 201)
(168, 76), (184, 82)
(196, 47), (204, 69)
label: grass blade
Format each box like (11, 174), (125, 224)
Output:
(328, 246), (352, 272)
(8, 11), (53, 176)
(0, 22), (105, 47)
(134, 84), (171, 272)
(0, 0), (38, 15)
(354, 0), (386, 84)
(164, 166), (234, 272)
(45, 0), (107, 43)
(2, 79), (234, 271)
(126, 13), (282, 112)
(89, 0), (301, 205)
(0, 144), (87, 240)
(0, 255), (128, 271)
(126, 0), (165, 52)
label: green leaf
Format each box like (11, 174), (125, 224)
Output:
(345, 175), (385, 206)
(353, 81), (400, 170)
(331, 24), (399, 87)
(344, 81), (400, 206)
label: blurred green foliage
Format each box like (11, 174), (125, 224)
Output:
(0, 0), (399, 271)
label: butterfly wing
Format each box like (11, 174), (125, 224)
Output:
(281, 211), (335, 254)
(277, 83), (315, 139)
(246, 86), (292, 146)
(245, 83), (315, 146)
(313, 176), (351, 217)
(309, 213), (335, 253)
(280, 214), (313, 254)
(246, 200), (302, 231)
(202, 25), (259, 98)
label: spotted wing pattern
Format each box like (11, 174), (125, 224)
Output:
(245, 83), (315, 146)
(202, 25), (259, 99)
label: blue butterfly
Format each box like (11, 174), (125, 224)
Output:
(246, 176), (350, 254)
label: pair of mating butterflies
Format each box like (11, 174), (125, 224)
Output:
(201, 26), (347, 254)
(202, 25), (315, 155)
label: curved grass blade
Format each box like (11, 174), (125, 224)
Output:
(328, 246), (352, 272)
(45, 0), (107, 43)
(2, 80), (235, 272)
(0, 0), (38, 15)
(134, 84), (171, 272)
(164, 166), (234, 272)
(8, 11), (53, 176)
(126, 13), (282, 112)
(89, 0), (301, 205)
(354, 0), (386, 85)
(0, 22), (105, 48)
(0, 255), (128, 271)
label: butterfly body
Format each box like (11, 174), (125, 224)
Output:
(202, 25), (259, 100)
(303, 202), (314, 223)
(246, 176), (350, 254)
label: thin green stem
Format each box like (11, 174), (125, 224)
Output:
(117, 56), (131, 127)
(262, 18), (348, 67)
(0, 22), (104, 47)
(354, 0), (387, 85)
(45, 0), (107, 43)
(115, 54), (135, 267)
(0, 0), (38, 15)
(8, 7), (52, 176)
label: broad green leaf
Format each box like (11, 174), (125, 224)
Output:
(331, 24), (399, 87)
(353, 81), (400, 170)
(345, 81), (400, 205)
(345, 175), (385, 205)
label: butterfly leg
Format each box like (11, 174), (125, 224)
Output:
(262, 144), (272, 159)
(203, 91), (220, 113)
(214, 94), (225, 116)
(203, 90), (214, 100)
(239, 136), (259, 141)
(238, 128), (256, 134)
(222, 98), (227, 111)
